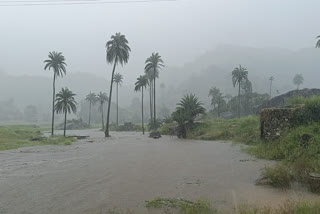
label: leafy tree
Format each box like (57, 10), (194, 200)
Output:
(113, 73), (123, 126)
(85, 92), (97, 127)
(55, 88), (77, 137)
(293, 74), (304, 90)
(232, 65), (248, 118)
(105, 33), (131, 137)
(145, 53), (164, 130)
(208, 87), (224, 117)
(269, 76), (275, 98)
(96, 92), (108, 130)
(172, 94), (205, 138)
(134, 75), (149, 135)
(44, 51), (67, 136)
(316, 35), (320, 48)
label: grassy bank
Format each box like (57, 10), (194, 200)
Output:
(0, 125), (76, 150)
(105, 198), (320, 214)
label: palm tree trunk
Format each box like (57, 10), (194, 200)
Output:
(51, 73), (56, 136)
(105, 59), (117, 137)
(116, 83), (119, 126)
(149, 83), (153, 122)
(64, 111), (67, 137)
(88, 101), (92, 127)
(238, 83), (241, 118)
(153, 69), (156, 130)
(101, 104), (105, 130)
(142, 88), (144, 135)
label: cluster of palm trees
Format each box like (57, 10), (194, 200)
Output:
(133, 53), (165, 135)
(85, 92), (108, 129)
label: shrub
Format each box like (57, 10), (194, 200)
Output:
(261, 164), (292, 188)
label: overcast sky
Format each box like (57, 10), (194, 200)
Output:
(0, 0), (320, 82)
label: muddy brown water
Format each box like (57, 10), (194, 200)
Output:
(0, 130), (318, 214)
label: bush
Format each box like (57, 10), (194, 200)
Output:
(261, 164), (292, 188)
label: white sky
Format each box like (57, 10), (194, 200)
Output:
(0, 0), (320, 82)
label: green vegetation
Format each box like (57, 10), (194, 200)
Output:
(232, 64), (248, 118)
(293, 74), (304, 90)
(0, 125), (76, 150)
(145, 198), (217, 214)
(96, 92), (108, 130)
(44, 51), (67, 136)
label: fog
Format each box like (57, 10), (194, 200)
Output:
(1, 0), (320, 123)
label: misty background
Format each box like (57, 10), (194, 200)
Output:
(1, 0), (320, 124)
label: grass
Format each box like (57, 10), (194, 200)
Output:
(0, 125), (76, 150)
(95, 199), (320, 214)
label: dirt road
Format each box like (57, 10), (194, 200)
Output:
(0, 130), (317, 214)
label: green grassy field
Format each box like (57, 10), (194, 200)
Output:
(0, 125), (76, 151)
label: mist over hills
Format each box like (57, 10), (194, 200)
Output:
(1, 44), (320, 123)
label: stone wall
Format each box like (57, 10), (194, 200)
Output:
(260, 106), (302, 140)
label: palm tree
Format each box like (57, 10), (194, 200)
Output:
(232, 65), (248, 118)
(85, 92), (97, 127)
(173, 94), (205, 138)
(269, 76), (275, 98)
(44, 51), (67, 136)
(134, 75), (149, 135)
(113, 73), (123, 126)
(293, 74), (304, 90)
(145, 53), (164, 129)
(96, 92), (108, 130)
(145, 67), (159, 122)
(105, 33), (131, 137)
(55, 88), (77, 137)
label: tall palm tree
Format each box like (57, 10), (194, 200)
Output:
(269, 76), (275, 98)
(105, 33), (131, 137)
(96, 92), (108, 130)
(85, 92), (97, 127)
(44, 51), (67, 136)
(208, 86), (224, 117)
(55, 88), (77, 137)
(293, 74), (304, 90)
(134, 75), (149, 135)
(145, 53), (164, 129)
(113, 73), (123, 126)
(232, 65), (248, 118)
(144, 68), (159, 122)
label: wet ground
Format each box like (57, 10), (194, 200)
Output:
(0, 130), (318, 214)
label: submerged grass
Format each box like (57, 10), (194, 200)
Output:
(0, 125), (76, 150)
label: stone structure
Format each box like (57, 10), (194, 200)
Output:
(260, 106), (301, 140)
(255, 88), (320, 113)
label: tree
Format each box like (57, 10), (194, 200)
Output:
(315, 35), (320, 48)
(113, 73), (123, 126)
(172, 94), (205, 138)
(145, 67), (159, 122)
(145, 53), (164, 130)
(96, 92), (108, 130)
(134, 75), (149, 135)
(232, 65), (248, 118)
(293, 74), (304, 90)
(208, 87), (224, 117)
(105, 33), (131, 137)
(55, 88), (77, 137)
(44, 51), (67, 136)
(269, 76), (275, 98)
(85, 92), (97, 127)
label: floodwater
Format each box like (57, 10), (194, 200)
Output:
(0, 130), (317, 214)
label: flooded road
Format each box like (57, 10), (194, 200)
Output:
(0, 130), (317, 214)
